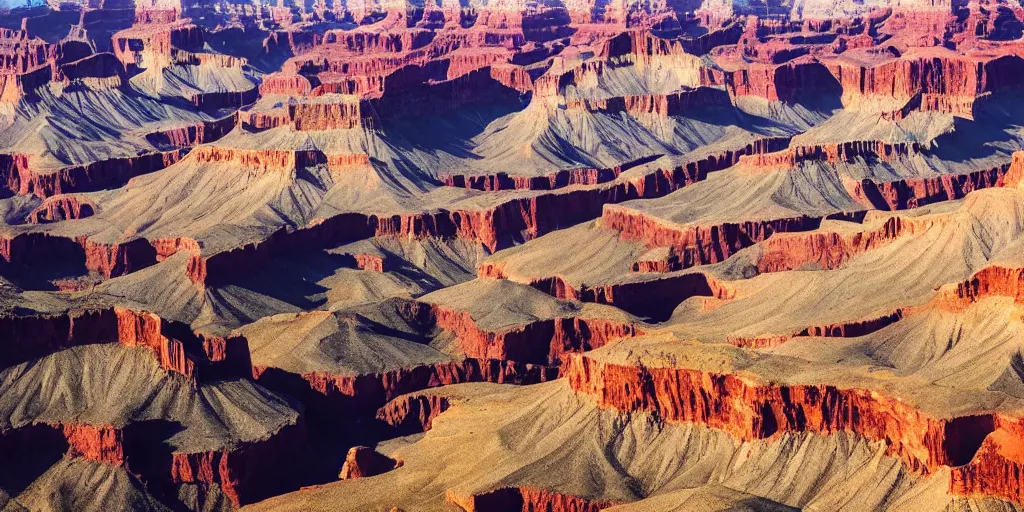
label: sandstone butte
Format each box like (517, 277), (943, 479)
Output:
(8, 0), (1024, 510)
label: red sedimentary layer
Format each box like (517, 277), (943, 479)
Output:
(0, 149), (185, 198)
(440, 155), (661, 192)
(338, 446), (400, 479)
(288, 101), (363, 130)
(564, 87), (731, 116)
(353, 253), (386, 272)
(253, 358), (557, 417)
(112, 21), (203, 69)
(168, 421), (306, 507)
(951, 418), (1024, 504)
(171, 137), (791, 287)
(446, 486), (612, 512)
(566, 353), (1024, 503)
(146, 114), (236, 148)
(565, 354), (993, 471)
(431, 303), (638, 365)
(719, 59), (841, 102)
(755, 215), (920, 273)
(936, 265), (1024, 312)
(741, 140), (922, 169)
(479, 263), (732, 322)
(824, 52), (1024, 116)
(25, 194), (96, 223)
(63, 424), (125, 465)
(601, 206), (823, 268)
(189, 146), (324, 177)
(0, 304), (251, 383)
(848, 162), (1012, 211)
(376, 393), (451, 435)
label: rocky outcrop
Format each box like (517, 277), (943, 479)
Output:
(145, 114), (236, 149)
(755, 216), (918, 273)
(440, 155), (661, 192)
(742, 141), (922, 169)
(189, 146), (325, 177)
(849, 163), (1012, 211)
(937, 265), (1024, 311)
(253, 359), (557, 420)
(721, 59), (841, 102)
(0, 305), (251, 382)
(565, 354), (996, 473)
(376, 394), (451, 436)
(167, 421), (307, 507)
(0, 150), (186, 198)
(431, 304), (638, 365)
(446, 487), (611, 512)
(477, 267), (731, 322)
(825, 53), (1024, 116)
(63, 424), (125, 465)
(25, 194), (96, 223)
(338, 446), (400, 480)
(601, 207), (823, 268)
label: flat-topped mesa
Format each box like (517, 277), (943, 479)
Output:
(720, 59), (842, 102)
(0, 149), (186, 198)
(192, 137), (794, 285)
(739, 140), (923, 169)
(429, 303), (639, 365)
(53, 52), (127, 89)
(600, 205), (823, 268)
(112, 20), (202, 71)
(489, 62), (533, 93)
(188, 145), (327, 177)
(824, 52), (1024, 116)
(565, 354), (998, 474)
(366, 65), (522, 120)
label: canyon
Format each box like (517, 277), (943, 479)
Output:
(4, 0), (1024, 510)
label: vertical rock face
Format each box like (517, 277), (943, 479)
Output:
(376, 394), (451, 436)
(431, 304), (638, 365)
(25, 195), (96, 223)
(755, 216), (917, 273)
(338, 446), (400, 480)
(63, 424), (125, 465)
(168, 421), (307, 507)
(564, 354), (1007, 478)
(445, 487), (611, 512)
(0, 150), (186, 198)
(601, 208), (823, 269)
(254, 359), (557, 419)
